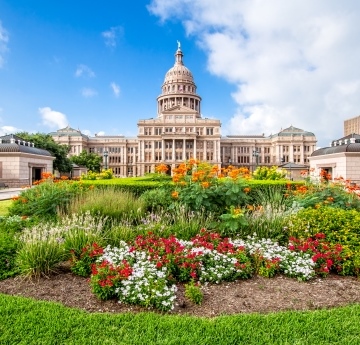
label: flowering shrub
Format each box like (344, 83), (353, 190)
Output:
(70, 242), (104, 277)
(289, 175), (360, 210)
(218, 206), (248, 235)
(288, 207), (360, 263)
(8, 178), (91, 219)
(288, 233), (343, 277)
(170, 159), (251, 214)
(90, 259), (133, 300)
(233, 236), (316, 281)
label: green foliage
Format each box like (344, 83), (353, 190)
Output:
(70, 149), (102, 172)
(0, 200), (12, 216)
(217, 206), (248, 236)
(252, 166), (287, 180)
(0, 216), (33, 279)
(8, 180), (88, 220)
(140, 186), (174, 211)
(184, 280), (203, 305)
(105, 206), (214, 245)
(16, 224), (67, 278)
(290, 182), (360, 210)
(0, 230), (19, 280)
(288, 207), (360, 275)
(16, 132), (72, 173)
(81, 169), (114, 180)
(70, 242), (104, 277)
(61, 212), (106, 259)
(80, 178), (167, 196)
(65, 188), (146, 223)
(176, 178), (250, 214)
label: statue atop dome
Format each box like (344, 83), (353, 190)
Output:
(177, 40), (181, 50)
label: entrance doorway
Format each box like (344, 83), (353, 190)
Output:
(32, 167), (42, 184)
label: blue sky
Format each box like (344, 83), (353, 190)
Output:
(1, 1), (360, 147)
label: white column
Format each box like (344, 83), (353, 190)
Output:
(193, 139), (196, 159)
(172, 139), (175, 161)
(183, 139), (186, 160)
(204, 140), (207, 161)
(162, 140), (165, 162)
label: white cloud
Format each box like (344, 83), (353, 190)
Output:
(110, 82), (120, 97)
(0, 21), (9, 68)
(0, 125), (21, 136)
(149, 0), (360, 147)
(82, 130), (105, 137)
(102, 26), (124, 48)
(39, 107), (68, 129)
(81, 88), (98, 98)
(75, 64), (95, 78)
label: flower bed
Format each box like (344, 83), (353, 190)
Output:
(75, 230), (345, 311)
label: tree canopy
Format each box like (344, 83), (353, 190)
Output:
(70, 149), (102, 172)
(16, 132), (72, 173)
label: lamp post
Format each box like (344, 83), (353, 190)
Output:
(103, 150), (108, 170)
(252, 149), (259, 171)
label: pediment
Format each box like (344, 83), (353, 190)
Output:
(161, 104), (198, 114)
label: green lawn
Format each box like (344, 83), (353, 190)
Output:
(1, 294), (360, 344)
(0, 200), (12, 216)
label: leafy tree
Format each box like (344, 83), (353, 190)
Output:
(16, 132), (72, 173)
(70, 149), (102, 172)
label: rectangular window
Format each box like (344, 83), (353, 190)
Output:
(206, 128), (214, 135)
(155, 128), (162, 135)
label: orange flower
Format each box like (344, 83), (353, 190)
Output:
(243, 187), (251, 194)
(155, 164), (169, 174)
(201, 181), (210, 188)
(171, 191), (179, 198)
(12, 196), (19, 201)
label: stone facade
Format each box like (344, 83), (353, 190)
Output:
(309, 134), (360, 183)
(0, 135), (54, 187)
(50, 46), (317, 177)
(344, 115), (360, 137)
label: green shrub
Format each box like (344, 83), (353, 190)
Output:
(140, 186), (173, 211)
(290, 182), (360, 210)
(288, 207), (360, 275)
(184, 280), (203, 305)
(80, 178), (169, 196)
(252, 166), (287, 180)
(0, 230), (19, 279)
(8, 181), (88, 220)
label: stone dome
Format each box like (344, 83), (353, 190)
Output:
(163, 48), (194, 84)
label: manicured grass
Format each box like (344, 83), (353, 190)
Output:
(0, 200), (12, 216)
(1, 294), (360, 344)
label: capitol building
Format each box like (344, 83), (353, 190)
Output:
(50, 45), (317, 177)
